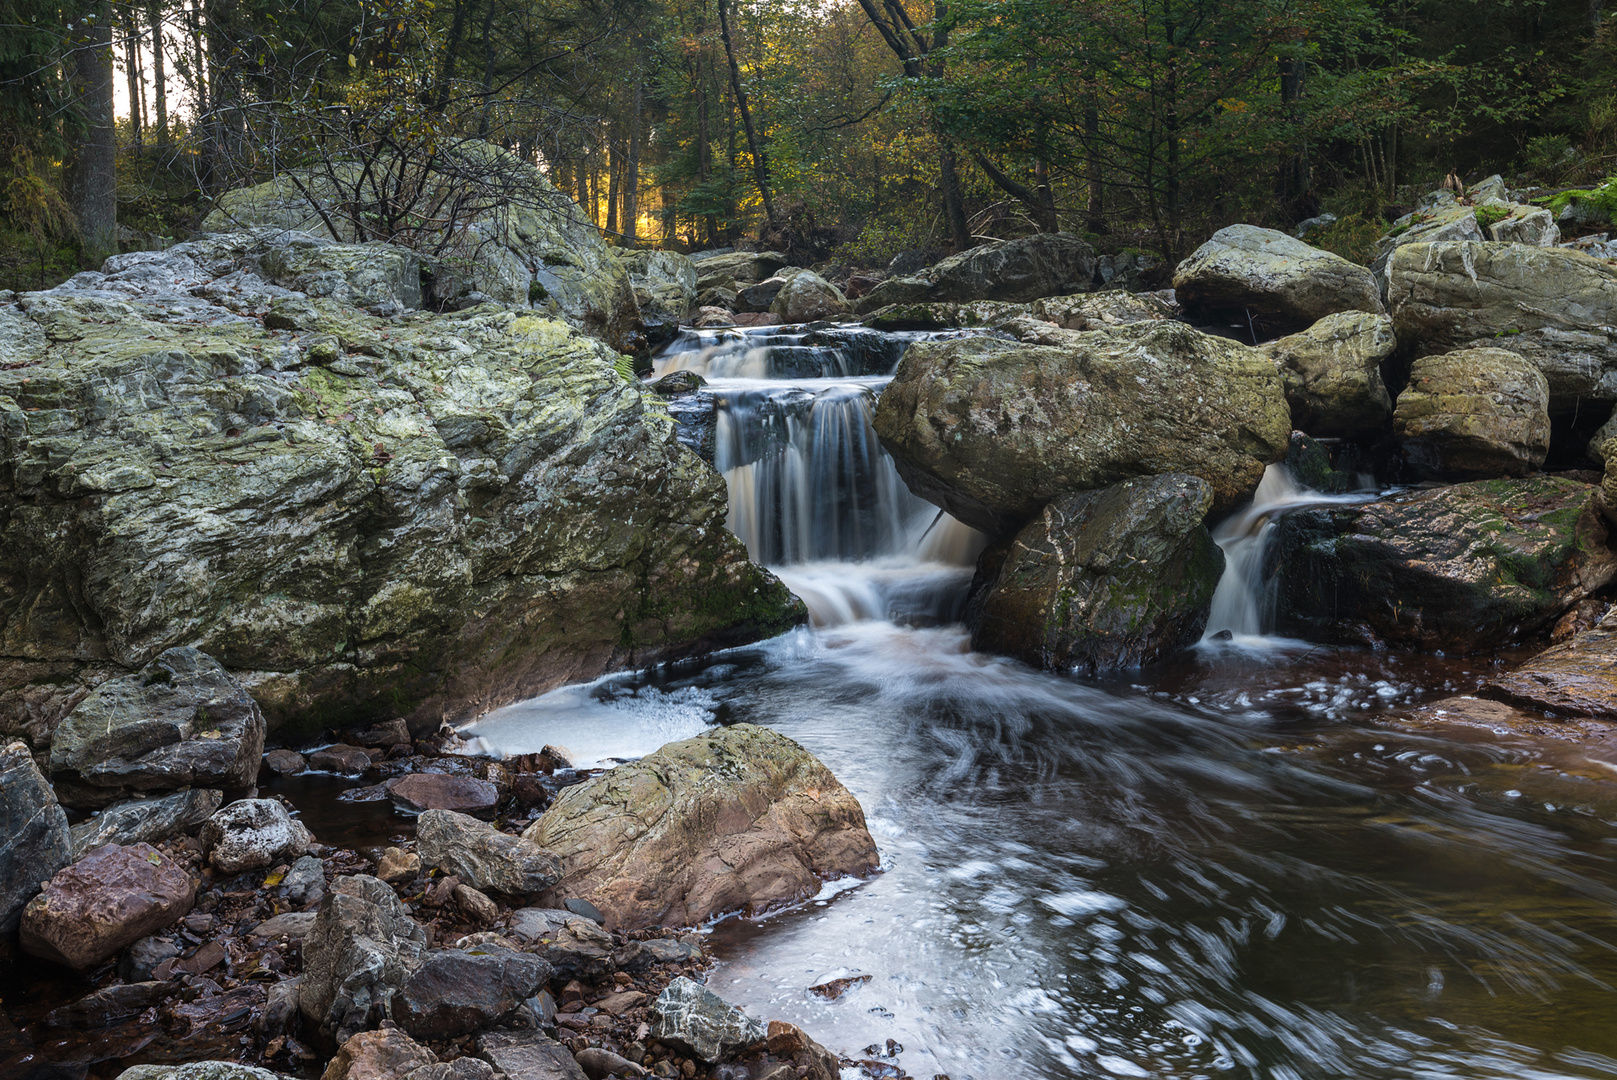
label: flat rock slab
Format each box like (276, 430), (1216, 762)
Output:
(388, 773), (499, 815)
(477, 1031), (588, 1080)
(1481, 628), (1617, 720)
(523, 725), (878, 931)
(71, 788), (223, 858)
(21, 842), (196, 970)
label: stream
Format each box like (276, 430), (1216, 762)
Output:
(460, 325), (1617, 1080)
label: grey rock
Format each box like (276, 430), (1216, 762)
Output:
(279, 854), (325, 906)
(612, 937), (702, 972)
(649, 976), (766, 1063)
(0, 740), (73, 940)
(507, 908), (617, 981)
(396, 945), (553, 1039)
(770, 271), (848, 324)
(119, 934), (181, 980)
(618, 250), (698, 320)
(1394, 347), (1551, 479)
(300, 874), (427, 1042)
(476, 1030), (589, 1080)
(416, 810), (561, 901)
(855, 233), (1095, 313)
(249, 911), (318, 940)
(407, 1063), (498, 1080)
(259, 976), (301, 1039)
(70, 788), (223, 858)
(262, 750), (306, 775)
(967, 474), (1225, 674)
(45, 980), (173, 1028)
(200, 799), (313, 874)
(1174, 224), (1384, 335)
(116, 1064), (292, 1080)
(307, 744), (372, 775)
(1258, 311), (1396, 439)
(48, 648), (265, 808)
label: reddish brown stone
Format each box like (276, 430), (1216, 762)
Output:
(20, 842), (196, 970)
(386, 773), (499, 815)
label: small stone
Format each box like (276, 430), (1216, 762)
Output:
(376, 847), (421, 884)
(806, 975), (870, 1001)
(350, 719), (412, 750)
(120, 934), (181, 981)
(455, 884), (499, 926)
(251, 911), (318, 940)
(264, 749), (307, 775)
(69, 788), (224, 858)
(416, 810), (561, 900)
(476, 1029), (590, 1080)
(280, 854), (326, 906)
(538, 745), (574, 772)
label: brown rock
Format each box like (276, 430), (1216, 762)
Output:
(524, 724), (878, 930)
(376, 846), (421, 884)
(322, 1025), (438, 1080)
(591, 990), (646, 1016)
(20, 842), (196, 970)
(387, 773), (499, 815)
(454, 883), (500, 926)
(576, 1047), (648, 1078)
(264, 749), (307, 774)
(309, 744), (374, 775)
(806, 975), (870, 1001)
(1478, 627), (1617, 720)
(351, 719), (412, 750)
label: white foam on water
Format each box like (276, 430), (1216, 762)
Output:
(458, 680), (719, 767)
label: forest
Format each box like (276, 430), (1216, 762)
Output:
(0, 0), (1611, 291)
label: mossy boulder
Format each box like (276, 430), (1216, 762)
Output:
(1272, 476), (1617, 651)
(1393, 347), (1550, 480)
(0, 270), (802, 745)
(872, 321), (1292, 535)
(967, 473), (1224, 674)
(1258, 311), (1396, 440)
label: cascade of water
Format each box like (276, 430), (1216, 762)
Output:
(1201, 463), (1375, 646)
(651, 325), (985, 626)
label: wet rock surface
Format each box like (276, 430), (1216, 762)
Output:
(968, 473), (1225, 674)
(872, 320), (1292, 534)
(523, 725), (878, 931)
(71, 788), (224, 858)
(1274, 476), (1617, 651)
(0, 740), (73, 941)
(21, 842), (196, 969)
(387, 774), (499, 816)
(48, 648), (265, 808)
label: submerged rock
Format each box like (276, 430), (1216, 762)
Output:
(872, 321), (1291, 535)
(0, 258), (802, 745)
(0, 740), (73, 942)
(967, 474), (1224, 674)
(20, 842), (195, 969)
(1258, 311), (1396, 439)
(1387, 241), (1617, 415)
(47, 648), (265, 809)
(1273, 476), (1617, 651)
(417, 809), (562, 901)
(70, 788), (223, 857)
(1174, 224), (1384, 336)
(1393, 347), (1550, 479)
(649, 976), (767, 1063)
(300, 874), (428, 1041)
(523, 724), (878, 930)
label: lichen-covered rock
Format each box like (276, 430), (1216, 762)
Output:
(301, 874), (427, 1042)
(1393, 347), (1550, 479)
(1174, 224), (1384, 335)
(967, 474), (1224, 674)
(395, 945), (552, 1039)
(201, 799), (313, 874)
(616, 249), (697, 321)
(70, 788), (223, 857)
(0, 270), (802, 745)
(1258, 311), (1396, 439)
(872, 321), (1292, 535)
(689, 250), (789, 286)
(649, 977), (766, 1063)
(1488, 206), (1560, 246)
(1372, 195), (1485, 278)
(116, 1064), (293, 1080)
(416, 810), (562, 901)
(770, 271), (848, 323)
(20, 842), (195, 969)
(523, 725), (877, 931)
(854, 233), (1096, 313)
(202, 143), (639, 350)
(861, 292), (1173, 336)
(1386, 242), (1617, 415)
(48, 648), (264, 808)
(0, 740), (72, 942)
(1272, 477), (1617, 651)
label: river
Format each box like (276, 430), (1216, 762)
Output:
(458, 325), (1617, 1080)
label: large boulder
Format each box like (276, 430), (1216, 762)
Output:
(300, 874), (428, 1042)
(200, 799), (313, 873)
(872, 321), (1292, 535)
(1393, 347), (1550, 479)
(48, 647), (264, 808)
(1371, 194), (1485, 280)
(0, 741), (73, 942)
(1272, 476), (1617, 651)
(395, 945), (552, 1039)
(201, 142), (640, 351)
(416, 810), (562, 901)
(1174, 224), (1384, 336)
(522, 724), (878, 931)
(20, 842), (196, 969)
(770, 271), (848, 323)
(967, 474), (1224, 674)
(0, 263), (802, 745)
(1257, 311), (1396, 439)
(1386, 242), (1617, 415)
(854, 233), (1096, 312)
(70, 788), (222, 857)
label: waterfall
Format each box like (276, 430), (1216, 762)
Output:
(1201, 463), (1375, 647)
(652, 326), (985, 626)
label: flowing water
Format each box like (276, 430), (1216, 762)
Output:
(461, 325), (1617, 1080)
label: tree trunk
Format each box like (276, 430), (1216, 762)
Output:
(716, 0), (774, 226)
(477, 0), (496, 135)
(624, 66), (641, 244)
(436, 0), (469, 110)
(123, 4), (144, 147)
(149, 0), (167, 143)
(67, 1), (118, 263)
(1275, 53), (1309, 217)
(605, 133), (620, 234)
(1084, 96), (1104, 231)
(938, 140), (970, 250)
